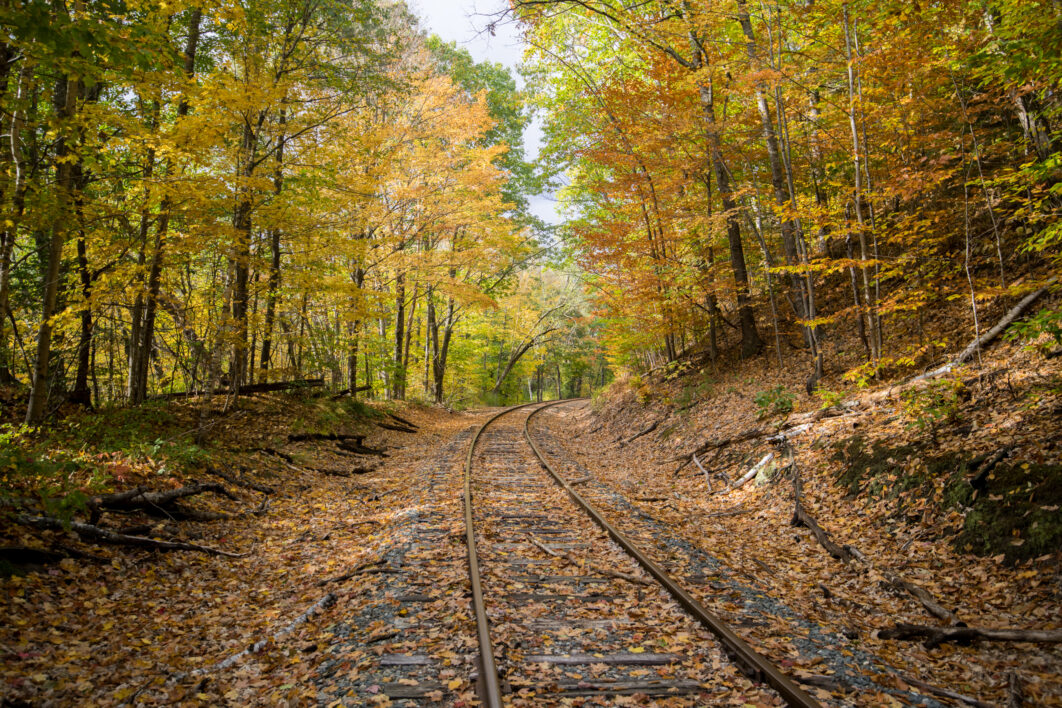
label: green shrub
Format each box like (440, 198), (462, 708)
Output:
(1005, 306), (1062, 355)
(900, 378), (965, 435)
(753, 385), (794, 419)
(814, 386), (844, 410)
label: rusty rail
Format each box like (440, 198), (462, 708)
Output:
(464, 400), (820, 708)
(524, 400), (821, 708)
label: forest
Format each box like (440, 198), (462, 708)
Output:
(0, 0), (1060, 705)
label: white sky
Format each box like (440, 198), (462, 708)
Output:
(410, 0), (561, 225)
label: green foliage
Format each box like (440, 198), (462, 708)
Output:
(814, 386), (844, 410)
(753, 385), (794, 419)
(674, 372), (714, 412)
(900, 378), (965, 434)
(1005, 306), (1062, 354)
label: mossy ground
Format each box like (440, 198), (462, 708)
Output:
(833, 435), (1062, 562)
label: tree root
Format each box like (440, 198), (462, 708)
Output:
(17, 515), (252, 558)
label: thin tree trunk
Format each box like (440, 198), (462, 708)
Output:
(842, 2), (878, 362)
(698, 80), (763, 358)
(128, 8), (201, 404)
(26, 70), (78, 424)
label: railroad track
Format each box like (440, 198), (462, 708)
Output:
(464, 401), (820, 707)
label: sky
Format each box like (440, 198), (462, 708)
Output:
(410, 0), (561, 225)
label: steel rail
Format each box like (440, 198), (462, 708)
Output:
(463, 401), (550, 708)
(524, 400), (822, 708)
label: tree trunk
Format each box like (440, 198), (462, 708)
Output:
(842, 3), (879, 362)
(259, 107), (286, 378)
(0, 60), (31, 385)
(698, 81), (763, 359)
(26, 71), (77, 424)
(128, 8), (201, 404)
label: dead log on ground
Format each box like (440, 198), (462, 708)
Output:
(153, 378), (324, 400)
(704, 505), (750, 519)
(728, 452), (774, 492)
(17, 515), (251, 558)
(330, 384), (373, 400)
(620, 418), (660, 446)
(844, 546), (959, 624)
(879, 623), (1062, 648)
(206, 467), (275, 495)
(529, 537), (651, 586)
(191, 592), (335, 675)
(260, 447), (296, 464)
(791, 473), (856, 562)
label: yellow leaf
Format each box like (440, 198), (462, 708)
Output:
(447, 678), (462, 690)
(629, 647), (644, 653)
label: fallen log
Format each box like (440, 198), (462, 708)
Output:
(779, 435), (960, 624)
(620, 418), (660, 446)
(330, 384), (373, 400)
(879, 623), (1062, 648)
(260, 447), (296, 464)
(17, 515), (251, 558)
(192, 592), (335, 675)
(206, 467), (275, 495)
(152, 378), (324, 400)
(922, 278), (1057, 380)
(729, 452), (774, 492)
(791, 472), (855, 562)
(529, 536), (651, 586)
(845, 546), (959, 625)
(92, 483), (239, 512)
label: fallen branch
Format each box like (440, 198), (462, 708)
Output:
(259, 447), (296, 464)
(730, 452), (774, 492)
(17, 515), (251, 558)
(318, 559), (385, 586)
(879, 623), (1062, 648)
(152, 378), (324, 400)
(192, 592), (336, 675)
(569, 475), (592, 486)
(927, 278), (1057, 379)
(529, 536), (651, 586)
(91, 482), (240, 515)
(846, 546), (959, 625)
(790, 473), (855, 562)
(899, 674), (994, 708)
(330, 384), (373, 400)
(206, 467), (275, 495)
(620, 418), (660, 446)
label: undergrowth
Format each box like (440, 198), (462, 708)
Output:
(833, 435), (1062, 562)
